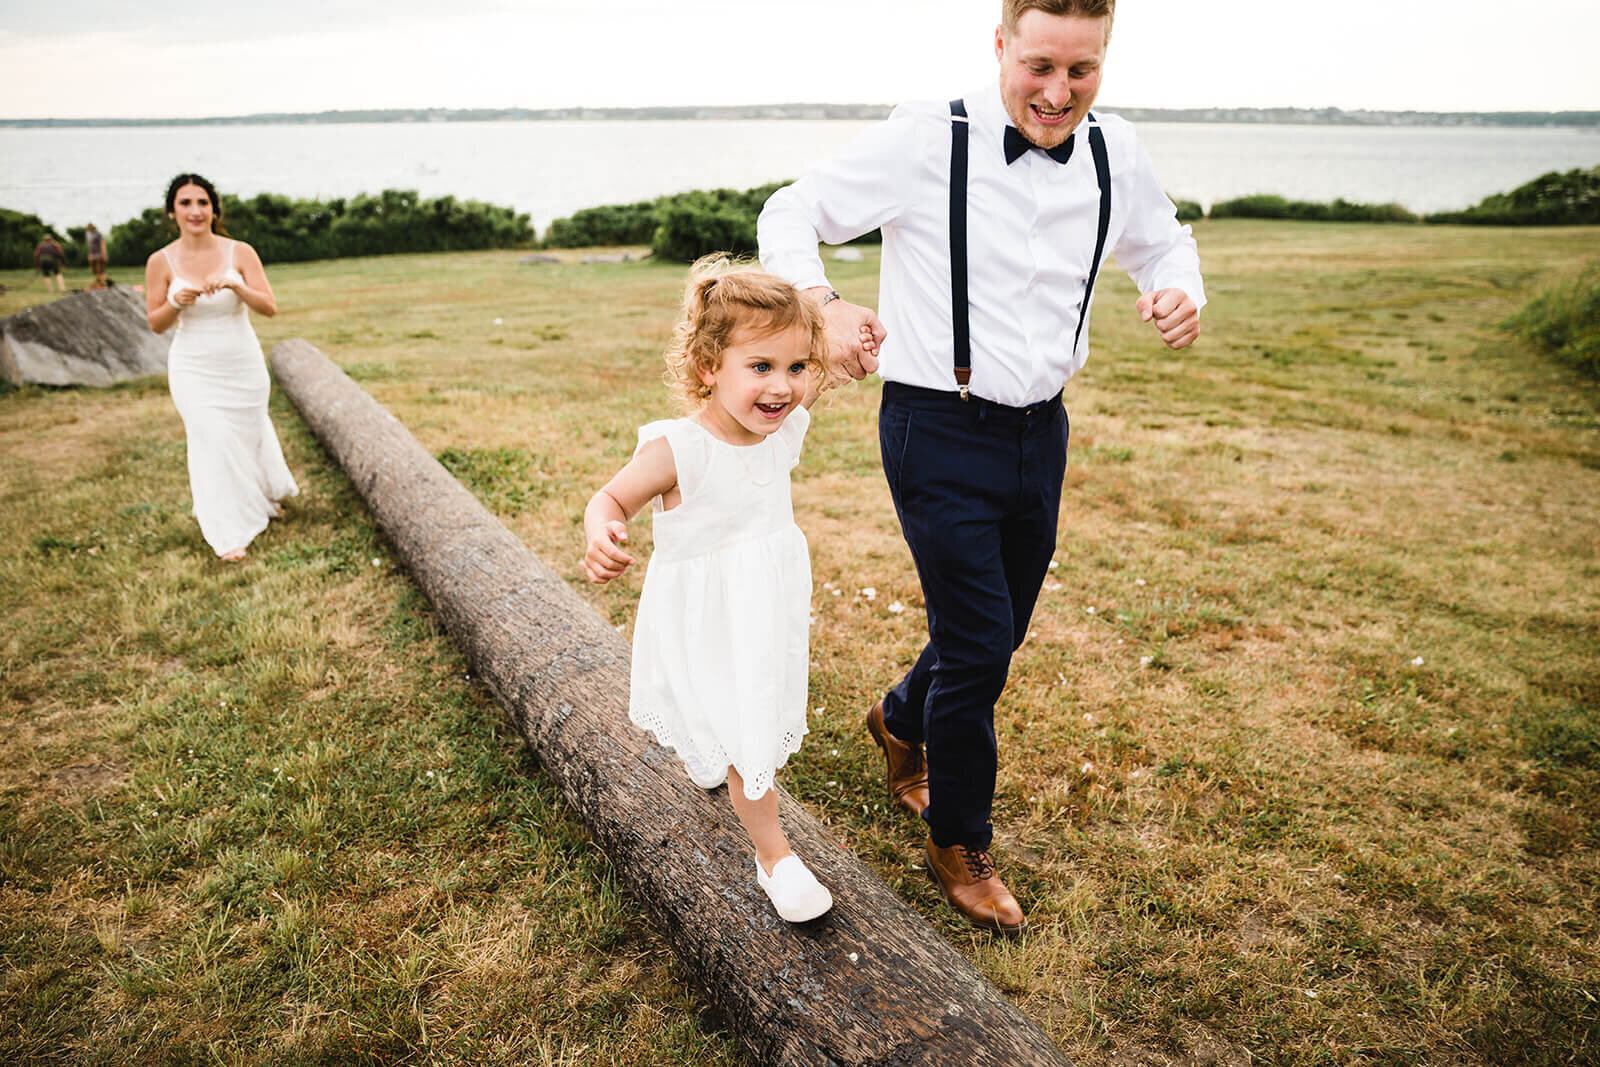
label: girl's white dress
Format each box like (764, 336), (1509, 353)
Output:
(164, 242), (298, 557)
(629, 407), (813, 801)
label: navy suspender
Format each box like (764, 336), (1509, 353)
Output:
(947, 98), (1112, 401)
(948, 99), (972, 398)
(1073, 122), (1113, 359)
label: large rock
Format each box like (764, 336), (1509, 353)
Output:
(0, 288), (171, 387)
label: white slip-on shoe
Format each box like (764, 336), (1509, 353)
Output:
(682, 754), (726, 790)
(756, 855), (834, 923)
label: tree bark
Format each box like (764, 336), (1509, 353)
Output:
(269, 338), (1073, 1067)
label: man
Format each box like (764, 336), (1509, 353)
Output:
(758, 0), (1203, 933)
(85, 223), (108, 288)
(33, 236), (67, 293)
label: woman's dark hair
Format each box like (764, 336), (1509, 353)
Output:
(164, 173), (228, 235)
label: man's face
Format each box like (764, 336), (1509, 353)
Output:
(995, 10), (1108, 149)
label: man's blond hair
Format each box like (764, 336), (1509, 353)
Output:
(1000, 0), (1115, 37)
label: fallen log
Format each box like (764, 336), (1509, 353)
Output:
(269, 337), (1072, 1067)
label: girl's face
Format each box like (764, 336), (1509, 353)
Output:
(696, 324), (812, 446)
(170, 183), (216, 236)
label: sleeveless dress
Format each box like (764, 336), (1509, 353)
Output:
(629, 407), (813, 801)
(164, 242), (299, 557)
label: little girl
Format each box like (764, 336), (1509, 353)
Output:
(583, 255), (860, 923)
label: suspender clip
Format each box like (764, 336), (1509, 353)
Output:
(958, 384), (969, 401)
(954, 366), (971, 401)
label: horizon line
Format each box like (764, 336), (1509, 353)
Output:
(4, 103), (1599, 127)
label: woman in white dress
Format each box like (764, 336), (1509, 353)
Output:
(144, 173), (298, 561)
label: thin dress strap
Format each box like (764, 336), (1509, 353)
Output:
(227, 240), (236, 272)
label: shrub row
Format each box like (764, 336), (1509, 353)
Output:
(104, 190), (533, 267)
(1426, 166), (1600, 226)
(0, 191), (533, 271)
(1208, 194), (1419, 223)
(7, 167), (1595, 273)
(1502, 259), (1600, 380)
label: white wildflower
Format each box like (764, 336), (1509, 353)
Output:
(888, 601), (905, 614)
(860, 587), (876, 600)
(1410, 656), (1425, 666)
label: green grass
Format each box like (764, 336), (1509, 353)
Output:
(3, 221), (1598, 1064)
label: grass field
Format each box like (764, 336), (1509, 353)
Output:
(2, 221), (1597, 1065)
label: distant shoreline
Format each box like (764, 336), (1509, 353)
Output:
(3, 104), (1599, 129)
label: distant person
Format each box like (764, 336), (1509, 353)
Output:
(33, 236), (67, 292)
(758, 0), (1204, 934)
(84, 223), (108, 288)
(144, 172), (298, 563)
(581, 255), (866, 924)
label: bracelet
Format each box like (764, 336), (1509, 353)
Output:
(167, 292), (182, 310)
(818, 289), (842, 308)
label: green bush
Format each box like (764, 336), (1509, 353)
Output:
(1427, 166), (1600, 226)
(0, 208), (71, 270)
(1172, 198), (1204, 222)
(104, 190), (533, 268)
(541, 201), (659, 248)
(542, 180), (800, 258)
(1501, 260), (1600, 379)
(1208, 194), (1417, 223)
(650, 201), (758, 263)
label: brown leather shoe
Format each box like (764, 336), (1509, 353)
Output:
(925, 840), (1027, 935)
(866, 701), (929, 817)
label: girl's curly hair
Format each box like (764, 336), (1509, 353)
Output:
(663, 254), (829, 408)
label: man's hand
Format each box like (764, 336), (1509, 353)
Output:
(1136, 288), (1200, 350)
(809, 286), (886, 385)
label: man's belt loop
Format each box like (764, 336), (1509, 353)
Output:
(948, 99), (971, 401)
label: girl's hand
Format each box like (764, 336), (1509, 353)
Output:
(583, 520), (634, 583)
(170, 285), (203, 307)
(859, 322), (879, 358)
(202, 273), (237, 295)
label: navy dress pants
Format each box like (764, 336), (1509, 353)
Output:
(877, 382), (1069, 850)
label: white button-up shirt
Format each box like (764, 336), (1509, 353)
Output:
(758, 83), (1206, 408)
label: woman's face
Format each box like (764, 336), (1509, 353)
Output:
(171, 183), (216, 235)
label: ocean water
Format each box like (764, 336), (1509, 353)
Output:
(2, 118), (1596, 234)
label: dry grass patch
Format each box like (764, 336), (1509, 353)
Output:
(4, 223), (1598, 1064)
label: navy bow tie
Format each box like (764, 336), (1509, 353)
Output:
(1004, 125), (1075, 165)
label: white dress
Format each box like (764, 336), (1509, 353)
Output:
(164, 242), (298, 557)
(629, 407), (813, 801)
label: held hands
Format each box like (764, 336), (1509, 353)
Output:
(814, 290), (887, 387)
(1136, 288), (1200, 350)
(583, 519), (634, 583)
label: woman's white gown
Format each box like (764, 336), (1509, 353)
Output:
(164, 243), (298, 556)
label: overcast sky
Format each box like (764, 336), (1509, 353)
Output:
(3, 0), (1596, 120)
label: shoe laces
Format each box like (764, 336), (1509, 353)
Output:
(958, 846), (995, 880)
